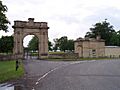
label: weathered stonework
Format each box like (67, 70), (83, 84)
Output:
(105, 46), (120, 58)
(74, 37), (105, 58)
(13, 18), (49, 59)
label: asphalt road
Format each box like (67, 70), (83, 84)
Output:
(22, 59), (120, 90)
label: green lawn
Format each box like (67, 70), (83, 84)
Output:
(0, 60), (24, 83)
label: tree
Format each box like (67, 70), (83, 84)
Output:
(53, 36), (74, 52)
(57, 36), (68, 52)
(48, 40), (53, 51)
(0, 1), (10, 32)
(0, 36), (13, 53)
(28, 36), (38, 51)
(53, 38), (59, 52)
(67, 39), (74, 51)
(117, 30), (120, 46)
(109, 32), (119, 46)
(85, 19), (115, 45)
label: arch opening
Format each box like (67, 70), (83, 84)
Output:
(23, 35), (39, 60)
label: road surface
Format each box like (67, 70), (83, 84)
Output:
(19, 59), (120, 90)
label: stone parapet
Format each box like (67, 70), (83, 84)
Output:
(12, 18), (49, 29)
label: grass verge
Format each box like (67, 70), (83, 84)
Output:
(0, 60), (24, 83)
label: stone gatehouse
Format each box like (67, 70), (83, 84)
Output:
(74, 36), (105, 58)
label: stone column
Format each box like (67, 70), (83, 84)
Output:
(39, 31), (48, 58)
(13, 25), (24, 59)
(38, 35), (41, 59)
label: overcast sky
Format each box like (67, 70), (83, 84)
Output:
(1, 0), (120, 46)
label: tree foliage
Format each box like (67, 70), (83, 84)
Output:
(67, 39), (74, 51)
(48, 40), (53, 51)
(53, 36), (74, 52)
(85, 19), (117, 45)
(58, 36), (68, 52)
(28, 36), (38, 51)
(53, 38), (59, 52)
(0, 36), (13, 53)
(0, 1), (10, 32)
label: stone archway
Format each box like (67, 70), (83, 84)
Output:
(12, 18), (49, 59)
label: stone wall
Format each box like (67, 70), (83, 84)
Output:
(48, 53), (79, 59)
(0, 54), (15, 61)
(105, 46), (120, 58)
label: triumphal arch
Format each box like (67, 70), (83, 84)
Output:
(12, 18), (49, 59)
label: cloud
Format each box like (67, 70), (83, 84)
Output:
(83, 7), (120, 30)
(1, 0), (120, 44)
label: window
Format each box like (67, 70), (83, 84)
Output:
(92, 49), (96, 54)
(92, 49), (96, 57)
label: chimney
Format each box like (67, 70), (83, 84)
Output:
(96, 35), (101, 40)
(85, 36), (89, 40)
(28, 18), (34, 23)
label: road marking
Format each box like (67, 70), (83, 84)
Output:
(33, 60), (96, 89)
(89, 60), (96, 62)
(35, 82), (39, 85)
(37, 67), (59, 82)
(32, 87), (35, 90)
(36, 62), (82, 83)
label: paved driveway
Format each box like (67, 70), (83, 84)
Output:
(20, 59), (120, 90)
